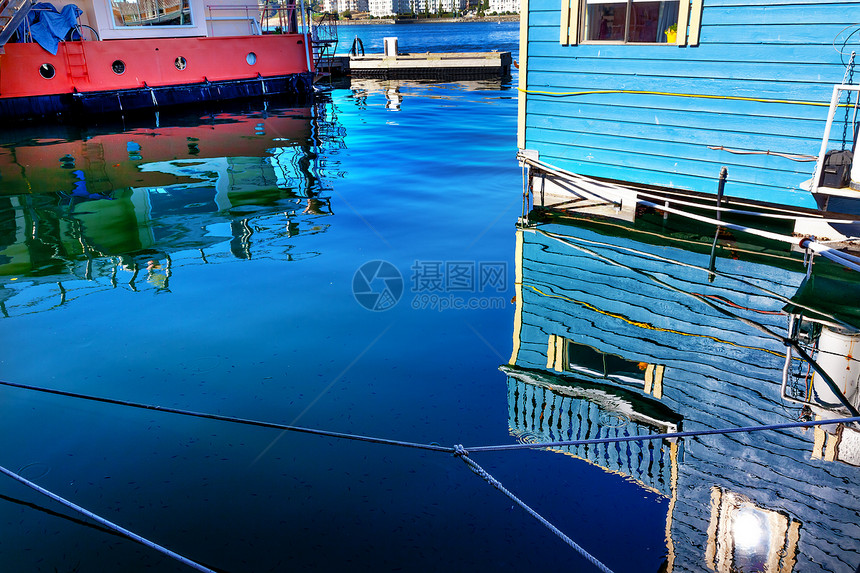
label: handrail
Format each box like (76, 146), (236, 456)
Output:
(0, 0), (33, 51)
(252, 3), (299, 34)
(811, 84), (860, 193)
(205, 4), (301, 35)
(205, 4), (263, 35)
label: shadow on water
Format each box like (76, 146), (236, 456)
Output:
(0, 99), (345, 316)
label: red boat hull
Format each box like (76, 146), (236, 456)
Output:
(0, 34), (313, 120)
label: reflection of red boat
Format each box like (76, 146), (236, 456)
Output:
(0, 0), (314, 121)
(0, 106), (315, 194)
(0, 106), (332, 286)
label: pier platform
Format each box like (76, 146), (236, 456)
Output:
(348, 51), (512, 80)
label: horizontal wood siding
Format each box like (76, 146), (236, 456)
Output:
(513, 222), (860, 571)
(523, 0), (860, 207)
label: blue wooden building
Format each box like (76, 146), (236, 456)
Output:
(516, 0), (860, 209)
(507, 214), (860, 571)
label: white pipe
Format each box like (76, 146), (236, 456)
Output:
(520, 153), (849, 222)
(518, 154), (860, 273)
(635, 188), (856, 224)
(639, 197), (860, 269)
(299, 0), (312, 74)
(800, 239), (860, 272)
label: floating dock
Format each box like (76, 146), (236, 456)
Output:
(348, 51), (512, 80)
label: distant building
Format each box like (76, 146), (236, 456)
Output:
(345, 0), (368, 11)
(368, 0), (408, 16)
(368, 0), (398, 16)
(368, 0), (465, 16)
(412, 0), (466, 14)
(487, 0), (517, 13)
(320, 0), (367, 13)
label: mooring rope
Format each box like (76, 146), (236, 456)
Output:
(465, 416), (860, 453)
(453, 445), (616, 573)
(0, 463), (217, 573)
(4, 377), (860, 573)
(3, 378), (857, 454)
(0, 379), (454, 454)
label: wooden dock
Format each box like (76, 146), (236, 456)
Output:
(348, 51), (512, 80)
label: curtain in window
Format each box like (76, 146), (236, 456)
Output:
(656, 0), (679, 43)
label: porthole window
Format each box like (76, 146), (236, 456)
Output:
(112, 60), (126, 74)
(39, 63), (55, 79)
(174, 56), (187, 71)
(246, 52), (257, 65)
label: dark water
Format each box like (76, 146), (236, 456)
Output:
(1, 21), (859, 573)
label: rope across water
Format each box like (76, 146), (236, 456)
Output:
(453, 445), (616, 573)
(3, 378), (859, 572)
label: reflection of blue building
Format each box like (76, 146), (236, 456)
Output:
(507, 215), (860, 572)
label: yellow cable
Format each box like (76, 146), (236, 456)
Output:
(517, 87), (848, 108)
(526, 284), (784, 358)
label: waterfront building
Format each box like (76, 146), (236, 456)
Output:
(422, 0), (467, 13)
(321, 0), (368, 14)
(368, 0), (410, 16)
(487, 0), (517, 13)
(366, 0), (465, 16)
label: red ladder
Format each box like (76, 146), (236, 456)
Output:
(65, 40), (89, 84)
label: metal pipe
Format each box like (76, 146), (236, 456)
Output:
(708, 167), (728, 281)
(520, 153), (860, 273)
(715, 166), (727, 221)
(799, 237), (860, 272)
(789, 339), (860, 417)
(780, 314), (796, 401)
(299, 0), (311, 74)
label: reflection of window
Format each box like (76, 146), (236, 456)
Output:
(566, 340), (646, 379)
(583, 0), (679, 43)
(111, 0), (193, 26)
(706, 488), (801, 573)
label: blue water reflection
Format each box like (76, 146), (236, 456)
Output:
(0, 79), (669, 573)
(0, 22), (856, 571)
(508, 209), (860, 573)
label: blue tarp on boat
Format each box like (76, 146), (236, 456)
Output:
(16, 2), (82, 55)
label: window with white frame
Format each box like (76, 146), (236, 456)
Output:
(111, 0), (193, 26)
(582, 0), (679, 43)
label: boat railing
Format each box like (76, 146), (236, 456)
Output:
(207, 3), (300, 36)
(811, 83), (860, 194)
(0, 0), (32, 52)
(205, 4), (269, 35)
